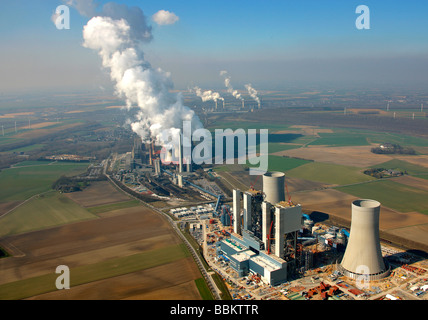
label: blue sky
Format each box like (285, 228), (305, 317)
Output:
(1, 0), (428, 93)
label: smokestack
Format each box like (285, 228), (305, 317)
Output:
(262, 202), (272, 251)
(242, 100), (245, 109)
(243, 192), (252, 231)
(263, 172), (286, 205)
(233, 189), (242, 235)
(215, 100), (218, 110)
(178, 131), (183, 173)
(340, 199), (390, 281)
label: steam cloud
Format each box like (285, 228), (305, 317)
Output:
(220, 70), (243, 101)
(245, 84), (260, 106)
(191, 86), (224, 103)
(71, 0), (202, 146)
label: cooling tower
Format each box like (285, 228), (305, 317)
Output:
(340, 199), (390, 280)
(263, 172), (286, 205)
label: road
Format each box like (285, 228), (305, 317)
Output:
(105, 172), (222, 300)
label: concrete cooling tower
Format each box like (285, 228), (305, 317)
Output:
(340, 199), (390, 281)
(263, 172), (285, 205)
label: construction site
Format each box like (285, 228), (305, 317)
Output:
(106, 134), (428, 301)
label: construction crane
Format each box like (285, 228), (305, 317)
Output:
(249, 174), (262, 191)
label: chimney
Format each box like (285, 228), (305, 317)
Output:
(178, 131), (183, 173)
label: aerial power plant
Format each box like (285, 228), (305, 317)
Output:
(218, 171), (303, 286)
(111, 132), (427, 300)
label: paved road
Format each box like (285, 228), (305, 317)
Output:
(105, 173), (222, 300)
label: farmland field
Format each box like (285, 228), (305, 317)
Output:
(0, 192), (97, 238)
(285, 162), (375, 185)
(65, 180), (132, 208)
(0, 205), (204, 300)
(308, 131), (370, 147)
(336, 180), (428, 214)
(370, 159), (428, 174)
(247, 155), (311, 173)
(0, 162), (89, 202)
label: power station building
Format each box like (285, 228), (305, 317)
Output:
(218, 171), (303, 286)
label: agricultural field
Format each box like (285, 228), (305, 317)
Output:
(0, 174), (206, 300)
(0, 161), (89, 203)
(307, 131), (371, 147)
(64, 180), (132, 208)
(262, 155), (312, 173)
(336, 180), (428, 214)
(0, 192), (97, 238)
(285, 162), (375, 185)
(0, 206), (203, 300)
(370, 159), (428, 174)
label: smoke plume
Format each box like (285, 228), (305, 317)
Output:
(78, 2), (201, 146)
(220, 70), (243, 101)
(191, 86), (224, 103)
(245, 84), (260, 106)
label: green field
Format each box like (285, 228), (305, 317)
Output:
(11, 160), (55, 167)
(87, 200), (142, 215)
(247, 155), (311, 173)
(370, 159), (428, 175)
(286, 162), (375, 185)
(308, 132), (370, 147)
(0, 162), (88, 202)
(195, 278), (214, 300)
(6, 144), (46, 153)
(336, 180), (428, 214)
(207, 121), (289, 133)
(306, 128), (428, 148)
(268, 143), (301, 154)
(0, 243), (190, 300)
(368, 132), (428, 148)
(0, 192), (97, 238)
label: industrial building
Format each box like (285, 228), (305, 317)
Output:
(217, 171), (303, 286)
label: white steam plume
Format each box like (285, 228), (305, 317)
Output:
(220, 70), (243, 101)
(191, 86), (224, 103)
(82, 13), (202, 146)
(245, 84), (260, 106)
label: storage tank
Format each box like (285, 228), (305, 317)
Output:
(340, 199), (390, 280)
(263, 171), (286, 205)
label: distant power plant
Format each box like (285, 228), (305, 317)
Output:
(340, 199), (390, 280)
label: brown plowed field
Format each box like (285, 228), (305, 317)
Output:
(273, 145), (391, 167)
(65, 181), (131, 207)
(0, 206), (202, 300)
(26, 257), (201, 300)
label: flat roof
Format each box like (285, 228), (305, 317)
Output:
(251, 255), (282, 272)
(232, 250), (257, 262)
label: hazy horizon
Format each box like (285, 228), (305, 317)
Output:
(1, 0), (428, 95)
